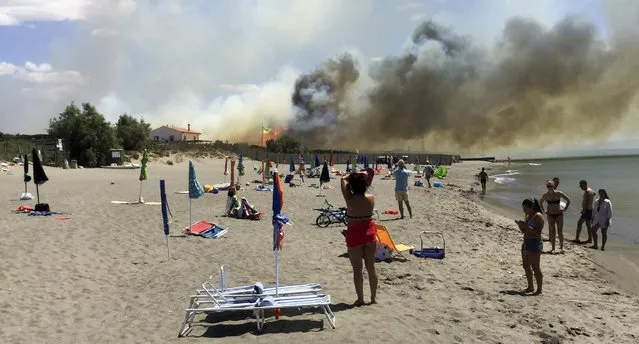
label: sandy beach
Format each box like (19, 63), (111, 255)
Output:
(2, 158), (638, 344)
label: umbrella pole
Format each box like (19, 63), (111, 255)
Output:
(24, 182), (27, 194)
(275, 249), (279, 296)
(189, 199), (192, 233)
(166, 235), (171, 259)
(138, 180), (143, 203)
(36, 184), (40, 204)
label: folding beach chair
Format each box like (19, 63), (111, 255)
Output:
(376, 224), (413, 260)
(178, 281), (335, 337)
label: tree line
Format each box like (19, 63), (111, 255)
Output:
(48, 102), (151, 168)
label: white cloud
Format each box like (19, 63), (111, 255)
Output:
(217, 84), (260, 92)
(91, 28), (119, 37)
(0, 0), (136, 26)
(397, 3), (426, 11)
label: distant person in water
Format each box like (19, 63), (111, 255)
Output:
(478, 168), (489, 194)
(515, 198), (544, 295)
(392, 160), (412, 219)
(590, 189), (613, 251)
(540, 180), (571, 253)
(574, 180), (597, 244)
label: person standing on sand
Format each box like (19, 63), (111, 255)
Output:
(574, 180), (597, 244)
(340, 170), (378, 306)
(590, 189), (613, 251)
(392, 160), (412, 219)
(478, 168), (489, 194)
(540, 180), (571, 253)
(552, 177), (560, 190)
(515, 198), (544, 295)
(422, 161), (434, 188)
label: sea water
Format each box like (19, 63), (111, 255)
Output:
(486, 156), (639, 244)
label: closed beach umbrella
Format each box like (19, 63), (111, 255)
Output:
(32, 148), (48, 204)
(160, 180), (171, 258)
(238, 154), (245, 185)
(272, 171), (290, 295)
(319, 161), (330, 196)
(346, 156), (351, 172)
(188, 160), (204, 232)
(230, 160), (236, 187)
(289, 155), (295, 174)
(265, 161), (271, 183)
(23, 153), (31, 193)
(364, 155), (369, 169)
(329, 153), (334, 167)
(224, 157), (229, 182)
(314, 154), (320, 168)
(138, 149), (149, 203)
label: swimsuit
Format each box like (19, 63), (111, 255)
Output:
(546, 199), (563, 218)
(345, 219), (377, 248)
(581, 209), (593, 220)
(521, 216), (543, 253)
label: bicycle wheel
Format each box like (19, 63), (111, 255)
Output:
(316, 214), (331, 228)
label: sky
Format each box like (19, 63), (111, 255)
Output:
(1, 0), (637, 157)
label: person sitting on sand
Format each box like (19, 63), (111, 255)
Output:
(590, 189), (613, 251)
(340, 170), (378, 306)
(392, 160), (412, 219)
(478, 168), (489, 194)
(540, 180), (571, 253)
(515, 198), (544, 295)
(574, 180), (596, 244)
(422, 161), (434, 188)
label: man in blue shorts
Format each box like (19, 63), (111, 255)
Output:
(392, 159), (412, 219)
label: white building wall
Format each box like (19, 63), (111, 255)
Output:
(150, 127), (182, 142)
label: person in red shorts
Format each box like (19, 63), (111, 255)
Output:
(340, 170), (378, 306)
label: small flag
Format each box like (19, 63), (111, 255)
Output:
(263, 127), (273, 134)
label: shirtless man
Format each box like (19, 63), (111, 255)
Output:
(574, 180), (596, 244)
(478, 168), (489, 194)
(540, 180), (571, 253)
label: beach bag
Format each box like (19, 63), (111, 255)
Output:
(375, 242), (393, 261)
(285, 175), (294, 183)
(35, 203), (50, 212)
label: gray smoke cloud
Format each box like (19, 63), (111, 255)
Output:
(289, 15), (639, 151)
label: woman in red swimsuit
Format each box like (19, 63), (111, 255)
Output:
(341, 170), (378, 306)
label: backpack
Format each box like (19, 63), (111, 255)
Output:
(375, 242), (393, 261)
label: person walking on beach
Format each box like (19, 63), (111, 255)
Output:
(515, 198), (544, 295)
(574, 180), (597, 244)
(590, 189), (613, 251)
(392, 159), (412, 219)
(340, 170), (378, 306)
(422, 161), (434, 188)
(478, 168), (489, 194)
(540, 180), (571, 253)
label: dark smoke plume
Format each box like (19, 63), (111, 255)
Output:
(290, 53), (360, 146)
(288, 16), (639, 151)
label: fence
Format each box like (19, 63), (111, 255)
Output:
(0, 139), (67, 166)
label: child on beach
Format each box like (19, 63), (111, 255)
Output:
(590, 189), (613, 251)
(515, 198), (544, 295)
(341, 170), (378, 306)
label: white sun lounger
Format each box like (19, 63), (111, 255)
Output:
(192, 265), (321, 299)
(178, 282), (336, 337)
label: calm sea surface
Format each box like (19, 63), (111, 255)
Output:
(486, 156), (639, 244)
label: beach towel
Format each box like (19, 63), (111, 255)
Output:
(185, 221), (215, 235)
(256, 185), (272, 191)
(28, 211), (69, 216)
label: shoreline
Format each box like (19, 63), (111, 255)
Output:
(471, 162), (639, 296)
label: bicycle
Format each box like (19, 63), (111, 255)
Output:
(313, 200), (347, 228)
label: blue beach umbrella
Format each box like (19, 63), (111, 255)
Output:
(364, 155), (369, 169)
(188, 160), (204, 233)
(289, 155), (295, 174)
(160, 180), (171, 258)
(314, 154), (320, 168)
